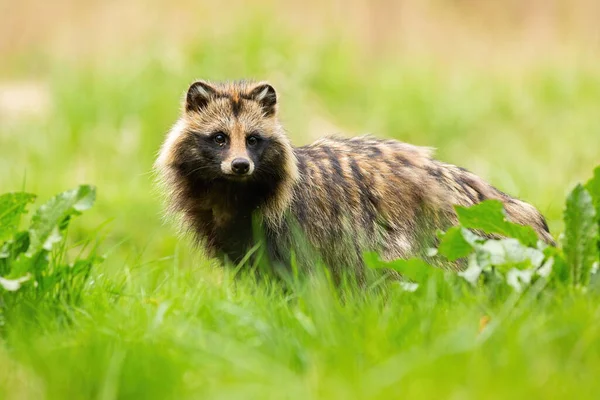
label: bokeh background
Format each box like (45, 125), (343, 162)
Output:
(2, 0), (600, 264)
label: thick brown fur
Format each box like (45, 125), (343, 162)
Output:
(155, 79), (554, 279)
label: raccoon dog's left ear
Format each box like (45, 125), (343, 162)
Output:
(248, 83), (277, 117)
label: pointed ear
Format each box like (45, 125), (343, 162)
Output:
(186, 81), (217, 113)
(248, 83), (277, 116)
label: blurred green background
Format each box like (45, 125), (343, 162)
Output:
(1, 0), (599, 264)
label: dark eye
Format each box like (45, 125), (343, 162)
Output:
(246, 135), (259, 147)
(213, 133), (227, 146)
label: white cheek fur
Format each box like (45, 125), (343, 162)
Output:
(155, 119), (187, 169)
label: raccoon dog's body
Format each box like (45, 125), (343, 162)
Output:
(155, 80), (554, 278)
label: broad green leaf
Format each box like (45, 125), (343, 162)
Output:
(457, 256), (482, 285)
(590, 264), (600, 292)
(0, 231), (30, 261)
(544, 246), (569, 284)
(474, 238), (544, 271)
(9, 251), (49, 278)
(0, 274), (31, 291)
(506, 268), (533, 292)
(437, 226), (474, 261)
(362, 251), (381, 269)
(585, 166), (600, 257)
(563, 184), (598, 286)
(26, 185), (96, 256)
(365, 251), (439, 282)
(0, 193), (36, 242)
(585, 166), (600, 218)
(455, 200), (539, 246)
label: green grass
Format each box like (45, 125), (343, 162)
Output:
(2, 18), (600, 399)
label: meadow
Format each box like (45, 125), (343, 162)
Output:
(1, 1), (600, 398)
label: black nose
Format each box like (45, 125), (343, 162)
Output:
(231, 158), (250, 175)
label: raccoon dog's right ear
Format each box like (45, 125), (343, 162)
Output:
(186, 80), (217, 113)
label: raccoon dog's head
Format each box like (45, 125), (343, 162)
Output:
(155, 80), (298, 224)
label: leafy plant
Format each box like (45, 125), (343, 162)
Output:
(562, 184), (598, 286)
(586, 166), (600, 217)
(585, 166), (600, 255)
(0, 186), (102, 329)
(453, 200), (539, 247)
(367, 165), (600, 294)
(0, 193), (36, 243)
